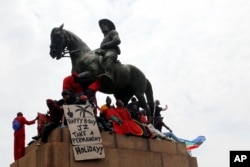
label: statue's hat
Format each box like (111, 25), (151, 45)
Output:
(99, 19), (116, 30)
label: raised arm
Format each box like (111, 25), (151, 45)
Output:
(161, 104), (168, 111)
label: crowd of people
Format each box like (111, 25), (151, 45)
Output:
(36, 88), (176, 141)
(13, 73), (206, 161)
(11, 71), (176, 160)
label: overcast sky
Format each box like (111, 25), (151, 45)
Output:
(1, 0), (250, 166)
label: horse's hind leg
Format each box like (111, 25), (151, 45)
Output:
(135, 93), (151, 121)
(114, 89), (133, 106)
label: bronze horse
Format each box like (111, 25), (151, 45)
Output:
(49, 24), (154, 118)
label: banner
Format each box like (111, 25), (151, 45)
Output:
(63, 104), (105, 160)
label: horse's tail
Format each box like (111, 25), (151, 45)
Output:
(145, 79), (154, 116)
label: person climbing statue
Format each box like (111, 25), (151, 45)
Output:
(96, 18), (121, 84)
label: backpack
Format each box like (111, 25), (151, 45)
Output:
(12, 118), (21, 131)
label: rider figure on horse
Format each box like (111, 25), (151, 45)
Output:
(96, 18), (121, 84)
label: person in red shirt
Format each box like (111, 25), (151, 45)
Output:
(36, 99), (63, 146)
(62, 74), (84, 95)
(13, 112), (36, 161)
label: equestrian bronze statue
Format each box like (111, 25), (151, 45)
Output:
(49, 24), (154, 118)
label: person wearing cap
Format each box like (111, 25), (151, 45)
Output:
(13, 112), (37, 161)
(96, 18), (121, 84)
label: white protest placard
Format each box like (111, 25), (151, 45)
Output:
(73, 143), (105, 160)
(63, 104), (105, 160)
(70, 128), (102, 145)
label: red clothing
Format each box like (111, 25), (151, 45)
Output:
(88, 79), (101, 92)
(37, 112), (50, 136)
(63, 75), (84, 94)
(106, 107), (144, 136)
(140, 115), (148, 124)
(87, 80), (101, 114)
(46, 99), (63, 123)
(14, 116), (35, 161)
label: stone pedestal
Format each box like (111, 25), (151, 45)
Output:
(10, 127), (198, 167)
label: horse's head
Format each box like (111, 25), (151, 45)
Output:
(50, 24), (68, 60)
